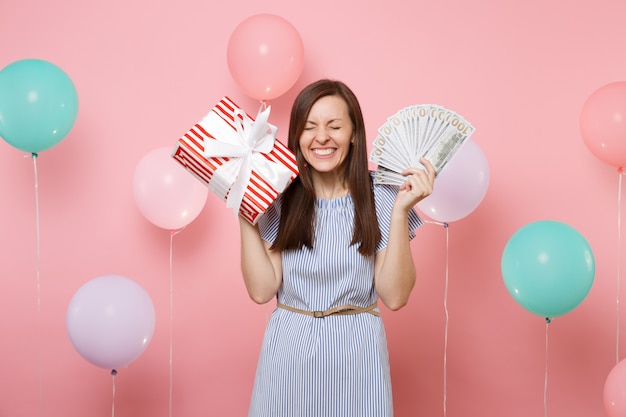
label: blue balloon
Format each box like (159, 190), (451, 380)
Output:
(501, 220), (595, 318)
(0, 59), (78, 153)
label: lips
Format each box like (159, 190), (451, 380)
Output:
(312, 148), (335, 156)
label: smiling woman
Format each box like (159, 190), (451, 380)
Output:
(237, 79), (436, 416)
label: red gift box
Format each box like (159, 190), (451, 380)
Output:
(172, 97), (298, 224)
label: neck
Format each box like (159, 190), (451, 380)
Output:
(313, 175), (349, 200)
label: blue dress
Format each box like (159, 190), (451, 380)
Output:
(249, 181), (422, 417)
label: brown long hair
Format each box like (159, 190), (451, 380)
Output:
(270, 79), (381, 256)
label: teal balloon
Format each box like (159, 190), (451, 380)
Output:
(0, 59), (78, 153)
(501, 220), (595, 318)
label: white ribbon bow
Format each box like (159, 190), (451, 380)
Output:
(202, 104), (293, 217)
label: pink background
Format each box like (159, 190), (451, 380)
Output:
(2, 0), (626, 416)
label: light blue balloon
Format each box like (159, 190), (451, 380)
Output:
(501, 220), (595, 319)
(0, 59), (78, 153)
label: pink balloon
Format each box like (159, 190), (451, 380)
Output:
(227, 14), (304, 101)
(605, 359), (626, 417)
(66, 275), (155, 370)
(417, 140), (490, 223)
(133, 146), (208, 231)
(580, 81), (626, 169)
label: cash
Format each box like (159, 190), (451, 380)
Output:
(370, 104), (475, 185)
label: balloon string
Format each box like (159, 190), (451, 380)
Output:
(424, 219), (450, 416)
(259, 100), (267, 112)
(442, 223), (449, 417)
(31, 153), (43, 417)
(169, 229), (180, 417)
(111, 369), (117, 417)
(617, 169), (623, 364)
(544, 318), (550, 417)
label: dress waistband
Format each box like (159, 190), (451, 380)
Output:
(276, 302), (380, 318)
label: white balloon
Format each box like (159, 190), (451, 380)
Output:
(418, 139), (490, 223)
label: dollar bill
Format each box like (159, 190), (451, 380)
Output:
(369, 104), (475, 185)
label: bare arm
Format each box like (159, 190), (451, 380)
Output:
(374, 158), (436, 310)
(239, 216), (282, 304)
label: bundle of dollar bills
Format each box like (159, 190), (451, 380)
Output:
(370, 104), (475, 185)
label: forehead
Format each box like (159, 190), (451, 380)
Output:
(307, 95), (349, 121)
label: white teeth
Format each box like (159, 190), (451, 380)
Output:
(313, 148), (334, 156)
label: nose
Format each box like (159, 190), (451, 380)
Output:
(315, 128), (331, 143)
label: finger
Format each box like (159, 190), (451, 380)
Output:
(404, 173), (433, 195)
(401, 159), (435, 178)
(419, 157), (437, 179)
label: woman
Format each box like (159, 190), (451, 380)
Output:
(239, 79), (435, 416)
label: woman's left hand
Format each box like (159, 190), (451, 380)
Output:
(395, 157), (436, 211)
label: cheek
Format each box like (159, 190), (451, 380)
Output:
(297, 139), (309, 162)
(298, 134), (309, 148)
(297, 141), (306, 157)
(341, 135), (354, 150)
(298, 134), (315, 152)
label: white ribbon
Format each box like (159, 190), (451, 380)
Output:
(201, 104), (294, 217)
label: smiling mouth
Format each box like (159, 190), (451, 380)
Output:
(313, 148), (335, 156)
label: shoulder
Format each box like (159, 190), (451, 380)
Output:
(370, 173), (400, 227)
